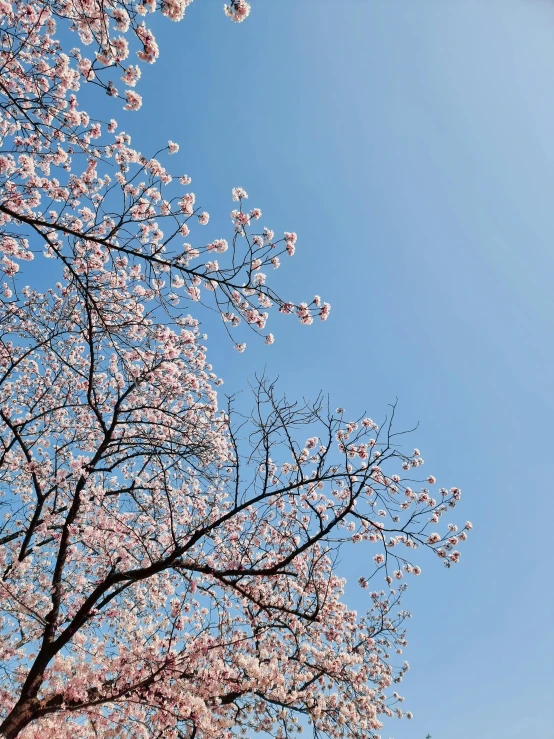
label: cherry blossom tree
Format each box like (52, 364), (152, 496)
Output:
(0, 1), (472, 737)
(0, 0), (324, 347)
(0, 278), (469, 737)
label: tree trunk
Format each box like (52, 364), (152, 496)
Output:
(0, 699), (39, 739)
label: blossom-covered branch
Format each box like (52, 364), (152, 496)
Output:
(0, 283), (469, 737)
(1, 0), (323, 347)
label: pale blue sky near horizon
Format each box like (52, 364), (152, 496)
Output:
(45, 1), (554, 737)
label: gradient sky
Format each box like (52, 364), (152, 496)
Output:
(78, 1), (554, 737)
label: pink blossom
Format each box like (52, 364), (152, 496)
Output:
(124, 90), (143, 111)
(232, 186), (248, 200)
(121, 64), (141, 87)
(224, 0), (252, 23)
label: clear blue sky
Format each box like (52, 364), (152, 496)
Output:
(78, 1), (554, 736)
